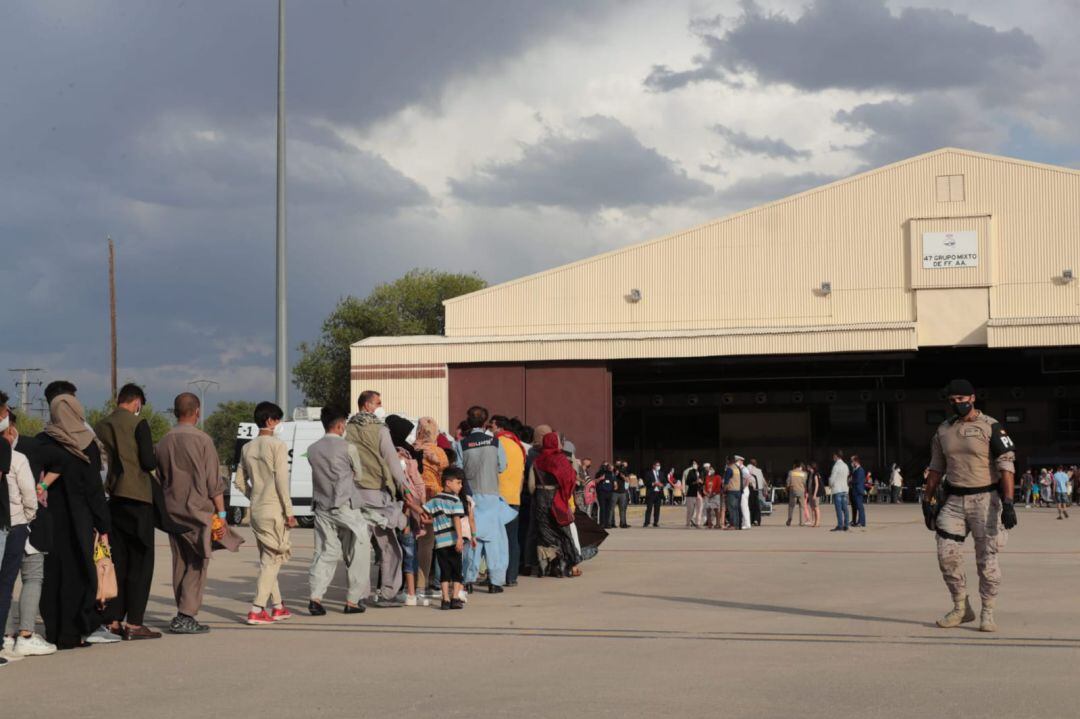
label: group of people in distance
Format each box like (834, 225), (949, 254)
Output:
(1018, 465), (1078, 518)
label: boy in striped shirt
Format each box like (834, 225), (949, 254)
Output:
(423, 467), (466, 610)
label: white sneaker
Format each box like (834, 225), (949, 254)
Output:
(0, 648), (24, 663)
(457, 589), (468, 603)
(2, 636), (13, 652)
(404, 594), (418, 607)
(85, 625), (121, 644)
(14, 634), (57, 657)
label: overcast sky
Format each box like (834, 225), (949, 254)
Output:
(2, 0), (1078, 415)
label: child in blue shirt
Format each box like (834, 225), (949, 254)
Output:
(423, 467), (466, 610)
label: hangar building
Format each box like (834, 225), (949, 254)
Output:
(351, 148), (1080, 481)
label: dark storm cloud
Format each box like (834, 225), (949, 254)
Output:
(645, 0), (1041, 93)
(711, 124), (811, 160)
(449, 115), (713, 212)
(834, 95), (1000, 167)
(0, 0), (623, 409)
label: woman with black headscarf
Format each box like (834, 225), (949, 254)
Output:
(386, 415), (429, 606)
(37, 395), (113, 648)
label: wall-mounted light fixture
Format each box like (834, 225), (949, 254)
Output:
(626, 288), (642, 303)
(819, 281), (832, 295)
(1063, 269), (1075, 282)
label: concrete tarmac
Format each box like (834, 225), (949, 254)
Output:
(3, 503), (1078, 718)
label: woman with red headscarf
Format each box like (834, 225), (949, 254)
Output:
(529, 432), (581, 577)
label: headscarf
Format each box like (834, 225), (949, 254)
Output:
(414, 417), (440, 446)
(385, 414), (415, 451)
(44, 395), (94, 462)
(349, 411), (382, 428)
(533, 432), (576, 526)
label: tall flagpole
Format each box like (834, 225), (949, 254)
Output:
(108, 237), (118, 399)
(275, 0), (288, 412)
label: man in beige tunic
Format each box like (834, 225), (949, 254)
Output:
(923, 379), (1017, 633)
(155, 393), (241, 634)
(234, 401), (296, 624)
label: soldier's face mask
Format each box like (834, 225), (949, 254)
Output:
(949, 397), (974, 417)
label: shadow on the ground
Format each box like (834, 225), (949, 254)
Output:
(604, 591), (931, 627)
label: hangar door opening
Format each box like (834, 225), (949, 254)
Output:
(611, 355), (895, 480)
(611, 349), (1080, 486)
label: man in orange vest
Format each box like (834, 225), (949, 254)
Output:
(490, 416), (526, 587)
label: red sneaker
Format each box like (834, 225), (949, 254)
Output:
(245, 609), (273, 625)
(270, 606), (292, 622)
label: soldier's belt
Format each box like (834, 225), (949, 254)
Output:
(943, 482), (997, 496)
(936, 528), (967, 543)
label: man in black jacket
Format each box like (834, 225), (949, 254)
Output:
(684, 461), (704, 527)
(594, 463), (615, 528)
(612, 463), (630, 528)
(644, 461), (665, 527)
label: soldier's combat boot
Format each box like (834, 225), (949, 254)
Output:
(979, 600), (997, 633)
(936, 595), (976, 628)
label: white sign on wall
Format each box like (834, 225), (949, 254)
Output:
(922, 231), (978, 269)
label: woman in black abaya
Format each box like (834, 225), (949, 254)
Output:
(37, 395), (111, 649)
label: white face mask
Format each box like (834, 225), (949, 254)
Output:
(373, 406), (386, 419)
(0, 415), (9, 433)
(134, 405), (142, 417)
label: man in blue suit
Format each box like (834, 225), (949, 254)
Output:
(850, 455), (868, 527)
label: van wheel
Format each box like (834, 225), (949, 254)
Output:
(298, 516), (315, 529)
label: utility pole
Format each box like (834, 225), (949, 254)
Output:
(108, 237), (118, 399)
(188, 379), (219, 428)
(275, 0), (288, 413)
(8, 368), (43, 417)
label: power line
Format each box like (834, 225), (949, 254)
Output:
(8, 368), (44, 418)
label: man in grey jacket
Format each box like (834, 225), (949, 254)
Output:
(459, 405), (511, 593)
(307, 406), (378, 616)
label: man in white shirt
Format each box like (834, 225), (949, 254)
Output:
(828, 450), (851, 532)
(889, 464), (903, 503)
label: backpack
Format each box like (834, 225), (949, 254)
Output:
(583, 478), (597, 506)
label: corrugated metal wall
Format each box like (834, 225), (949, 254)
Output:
(349, 373), (449, 431)
(352, 323), (916, 366)
(439, 149), (1080, 338)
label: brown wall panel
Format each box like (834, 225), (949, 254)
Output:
(448, 362), (613, 463)
(524, 363), (612, 464)
(448, 364), (526, 430)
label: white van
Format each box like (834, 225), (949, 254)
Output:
(226, 409), (325, 527)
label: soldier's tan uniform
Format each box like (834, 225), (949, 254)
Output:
(928, 412), (1015, 602)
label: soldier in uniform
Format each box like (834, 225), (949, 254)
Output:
(922, 379), (1017, 633)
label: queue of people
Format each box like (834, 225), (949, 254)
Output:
(0, 385), (605, 665)
(0, 381), (243, 666)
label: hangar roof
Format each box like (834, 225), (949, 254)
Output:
(355, 147), (1080, 363)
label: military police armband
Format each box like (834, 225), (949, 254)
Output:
(989, 422), (1015, 457)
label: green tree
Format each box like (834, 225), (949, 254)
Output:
(86, 401), (174, 443)
(293, 268), (486, 407)
(204, 400), (258, 466)
(14, 413), (43, 437)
